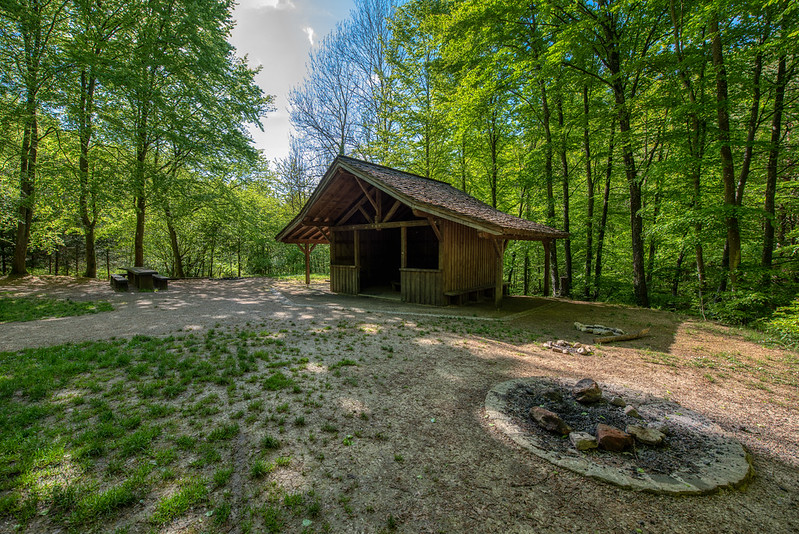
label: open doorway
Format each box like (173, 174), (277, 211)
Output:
(359, 228), (401, 296)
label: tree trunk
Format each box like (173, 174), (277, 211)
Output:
(613, 78), (648, 307)
(709, 16), (741, 290)
(523, 248), (530, 295)
(164, 205), (185, 278)
(209, 234), (216, 278)
(646, 175), (663, 288)
(594, 122), (614, 301)
(79, 69), (98, 278)
(672, 246), (686, 297)
(539, 81), (559, 295)
(556, 96), (572, 296)
(762, 54), (788, 274)
(12, 100), (37, 276)
(582, 85), (594, 299)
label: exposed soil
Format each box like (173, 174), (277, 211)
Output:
(1, 275), (798, 533)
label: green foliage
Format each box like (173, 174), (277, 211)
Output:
(760, 298), (799, 347)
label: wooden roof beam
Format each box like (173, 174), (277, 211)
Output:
(383, 199), (402, 223)
(336, 196), (369, 225)
(358, 204), (374, 223)
(354, 176), (379, 213)
(335, 219), (430, 232)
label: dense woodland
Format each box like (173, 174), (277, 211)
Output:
(2, 0), (798, 331)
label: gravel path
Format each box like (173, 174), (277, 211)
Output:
(0, 277), (549, 352)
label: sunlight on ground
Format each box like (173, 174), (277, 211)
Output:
(338, 397), (371, 416)
(19, 446), (82, 499)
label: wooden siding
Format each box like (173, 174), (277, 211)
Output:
(330, 265), (359, 294)
(401, 268), (444, 305)
(441, 220), (496, 293)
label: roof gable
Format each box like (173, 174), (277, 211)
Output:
(275, 155), (568, 243)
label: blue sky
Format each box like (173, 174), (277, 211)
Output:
(230, 0), (355, 162)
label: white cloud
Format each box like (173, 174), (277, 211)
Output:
(239, 0), (296, 10)
(302, 26), (315, 46)
(230, 0), (354, 161)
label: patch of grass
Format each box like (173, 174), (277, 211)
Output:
(208, 423), (239, 442)
(69, 468), (149, 526)
(321, 422), (338, 434)
(151, 479), (208, 525)
(262, 504), (283, 533)
(212, 466), (234, 488)
(214, 500), (232, 525)
(0, 296), (113, 323)
(117, 426), (161, 458)
(263, 371), (293, 391)
(261, 434), (281, 450)
(250, 459), (274, 479)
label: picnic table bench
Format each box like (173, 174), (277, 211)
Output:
(110, 273), (128, 291)
(444, 282), (509, 305)
(153, 274), (169, 290)
(124, 267), (167, 291)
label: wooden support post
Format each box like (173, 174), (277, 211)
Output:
(543, 240), (551, 297)
(296, 243), (312, 285)
(354, 230), (360, 269)
(491, 238), (505, 308)
(401, 226), (407, 268)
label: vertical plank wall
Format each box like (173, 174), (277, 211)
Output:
(400, 268), (443, 305)
(442, 221), (496, 292)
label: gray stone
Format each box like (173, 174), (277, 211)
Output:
(569, 431), (598, 451)
(610, 396), (627, 407)
(626, 425), (665, 446)
(624, 405), (643, 419)
(651, 422), (670, 435)
(530, 406), (572, 436)
(573, 378), (602, 404)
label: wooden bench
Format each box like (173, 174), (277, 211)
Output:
(153, 274), (169, 291)
(110, 273), (129, 292)
(444, 282), (510, 305)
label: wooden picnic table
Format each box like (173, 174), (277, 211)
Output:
(125, 267), (158, 290)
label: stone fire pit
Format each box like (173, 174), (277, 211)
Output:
(484, 377), (753, 495)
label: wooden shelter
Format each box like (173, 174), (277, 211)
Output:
(276, 156), (568, 306)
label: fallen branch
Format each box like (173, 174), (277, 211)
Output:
(594, 328), (650, 344)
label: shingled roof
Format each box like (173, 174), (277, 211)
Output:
(276, 155), (568, 243)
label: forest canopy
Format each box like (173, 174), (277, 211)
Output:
(2, 0), (798, 332)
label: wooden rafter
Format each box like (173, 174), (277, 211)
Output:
(358, 205), (374, 223)
(354, 176), (378, 212)
(335, 197), (369, 225)
(383, 199), (402, 223)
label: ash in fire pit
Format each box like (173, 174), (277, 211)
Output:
(485, 377), (753, 495)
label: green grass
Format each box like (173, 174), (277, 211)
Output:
(0, 295), (113, 323)
(151, 479), (208, 525)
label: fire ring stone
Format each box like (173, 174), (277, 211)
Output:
(484, 377), (753, 495)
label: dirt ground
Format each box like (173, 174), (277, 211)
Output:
(1, 276), (798, 533)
